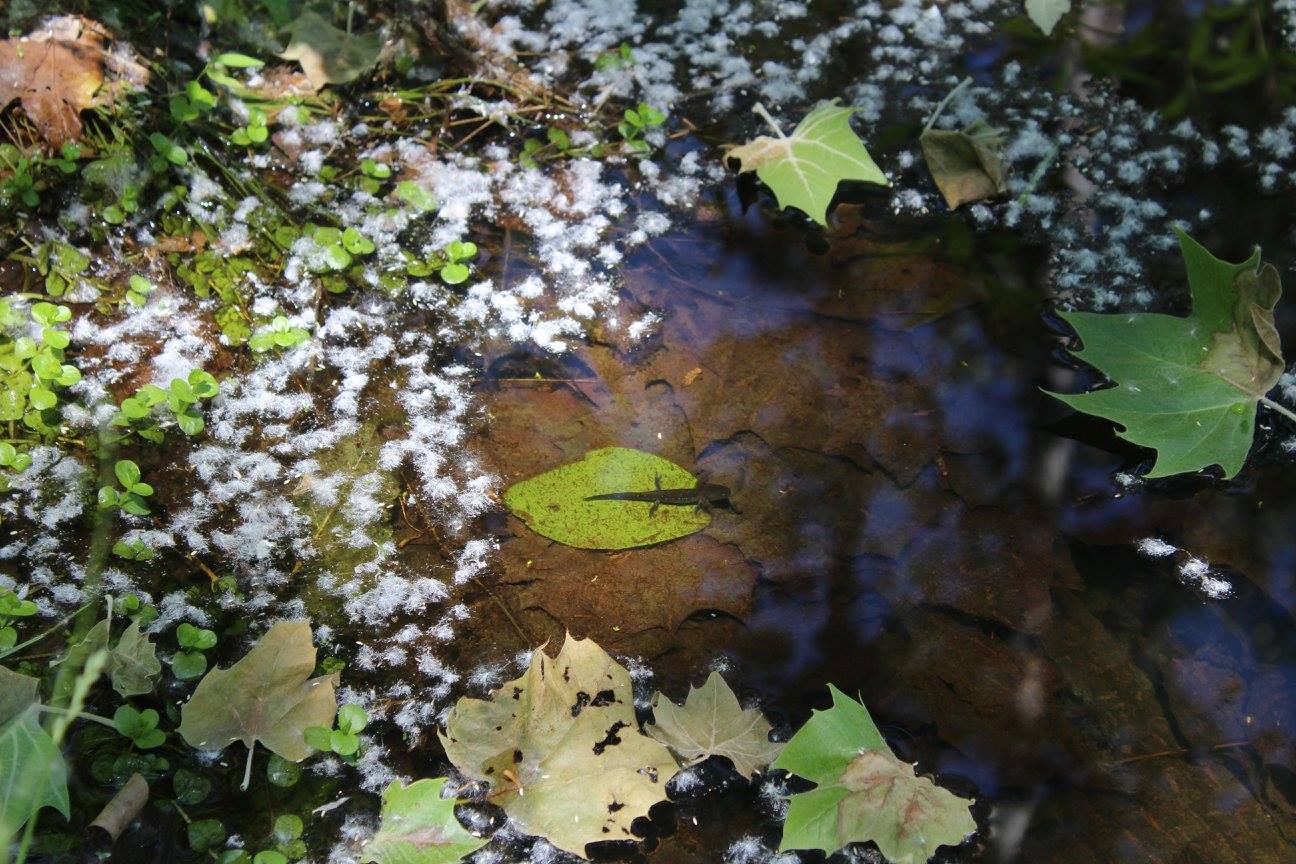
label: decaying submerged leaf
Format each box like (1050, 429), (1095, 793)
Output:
(647, 671), (781, 777)
(727, 100), (888, 226)
(0, 666), (69, 833)
(774, 685), (975, 863)
(0, 16), (149, 147)
(109, 620), (161, 698)
(439, 634), (676, 858)
(177, 620), (337, 763)
(278, 10), (381, 91)
(361, 778), (486, 864)
(919, 122), (1007, 209)
(1048, 230), (1285, 478)
(504, 446), (709, 550)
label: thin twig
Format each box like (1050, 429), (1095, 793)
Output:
(923, 76), (972, 135)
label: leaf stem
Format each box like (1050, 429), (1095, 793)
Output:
(751, 103), (786, 138)
(241, 742), (256, 792)
(0, 600), (92, 660)
(922, 76), (972, 135)
(1260, 395), (1296, 425)
(35, 704), (117, 729)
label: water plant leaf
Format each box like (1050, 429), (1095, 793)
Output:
(109, 620), (161, 698)
(278, 10), (380, 91)
(1025, 0), (1071, 35)
(646, 671), (782, 777)
(727, 100), (888, 226)
(773, 685), (975, 862)
(919, 122), (1007, 209)
(0, 16), (148, 147)
(1047, 230), (1284, 478)
(439, 634), (676, 858)
(361, 778), (486, 864)
(0, 666), (69, 833)
(177, 620), (338, 763)
(503, 446), (710, 550)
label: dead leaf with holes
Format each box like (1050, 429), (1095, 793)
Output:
(0, 16), (148, 147)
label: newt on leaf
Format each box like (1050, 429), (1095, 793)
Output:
(584, 473), (739, 515)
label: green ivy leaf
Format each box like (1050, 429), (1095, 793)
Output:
(727, 100), (888, 226)
(361, 778), (486, 864)
(773, 685), (975, 863)
(503, 447), (710, 550)
(1047, 230), (1285, 478)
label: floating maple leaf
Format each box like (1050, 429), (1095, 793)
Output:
(727, 100), (888, 226)
(440, 634), (676, 858)
(647, 671), (782, 777)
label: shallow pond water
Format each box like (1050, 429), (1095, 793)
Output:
(468, 182), (1296, 862)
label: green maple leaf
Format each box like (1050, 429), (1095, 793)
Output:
(728, 100), (888, 226)
(1048, 230), (1286, 478)
(439, 634), (676, 858)
(646, 671), (782, 777)
(773, 685), (975, 863)
(361, 778), (486, 864)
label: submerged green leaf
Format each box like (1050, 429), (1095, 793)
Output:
(727, 100), (888, 226)
(647, 671), (782, 777)
(773, 685), (975, 863)
(504, 446), (710, 550)
(440, 634), (676, 858)
(177, 620), (338, 763)
(108, 620), (161, 697)
(361, 778), (486, 864)
(279, 10), (380, 91)
(1048, 230), (1285, 478)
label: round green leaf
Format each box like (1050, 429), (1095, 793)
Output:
(503, 447), (710, 550)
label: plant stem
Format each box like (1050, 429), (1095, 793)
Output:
(241, 742), (256, 791)
(0, 600), (92, 660)
(751, 103), (786, 138)
(923, 76), (972, 135)
(35, 704), (116, 729)
(1260, 395), (1296, 425)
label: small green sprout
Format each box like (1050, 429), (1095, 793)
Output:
(0, 144), (38, 207)
(112, 538), (157, 561)
(395, 180), (436, 213)
(1, 300), (82, 437)
(113, 705), (167, 749)
(98, 460), (153, 516)
(126, 274), (155, 307)
(0, 588), (37, 651)
(118, 593), (159, 627)
(148, 132), (190, 168)
(440, 241), (477, 285)
(358, 158), (392, 194)
(303, 703), (368, 756)
(617, 103), (667, 154)
(594, 41), (635, 71)
(0, 442), (32, 493)
(170, 79), (218, 123)
(34, 241), (90, 296)
(173, 622), (217, 679)
(249, 316), (310, 353)
(231, 107), (270, 147)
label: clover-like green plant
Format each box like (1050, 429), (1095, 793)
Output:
(249, 316), (310, 353)
(0, 300), (82, 438)
(0, 588), (37, 651)
(117, 592), (159, 628)
(33, 242), (90, 297)
(98, 460), (153, 516)
(303, 703), (368, 757)
(169, 78), (219, 124)
(0, 442), (32, 492)
(112, 538), (157, 561)
(125, 274), (155, 307)
(595, 42), (636, 71)
(439, 241), (477, 285)
(616, 102), (667, 154)
(230, 107), (270, 147)
(358, 158), (392, 194)
(394, 180), (436, 213)
(113, 705), (166, 750)
(148, 132), (190, 168)
(172, 622), (218, 680)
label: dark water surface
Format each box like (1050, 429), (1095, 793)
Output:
(475, 181), (1296, 863)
